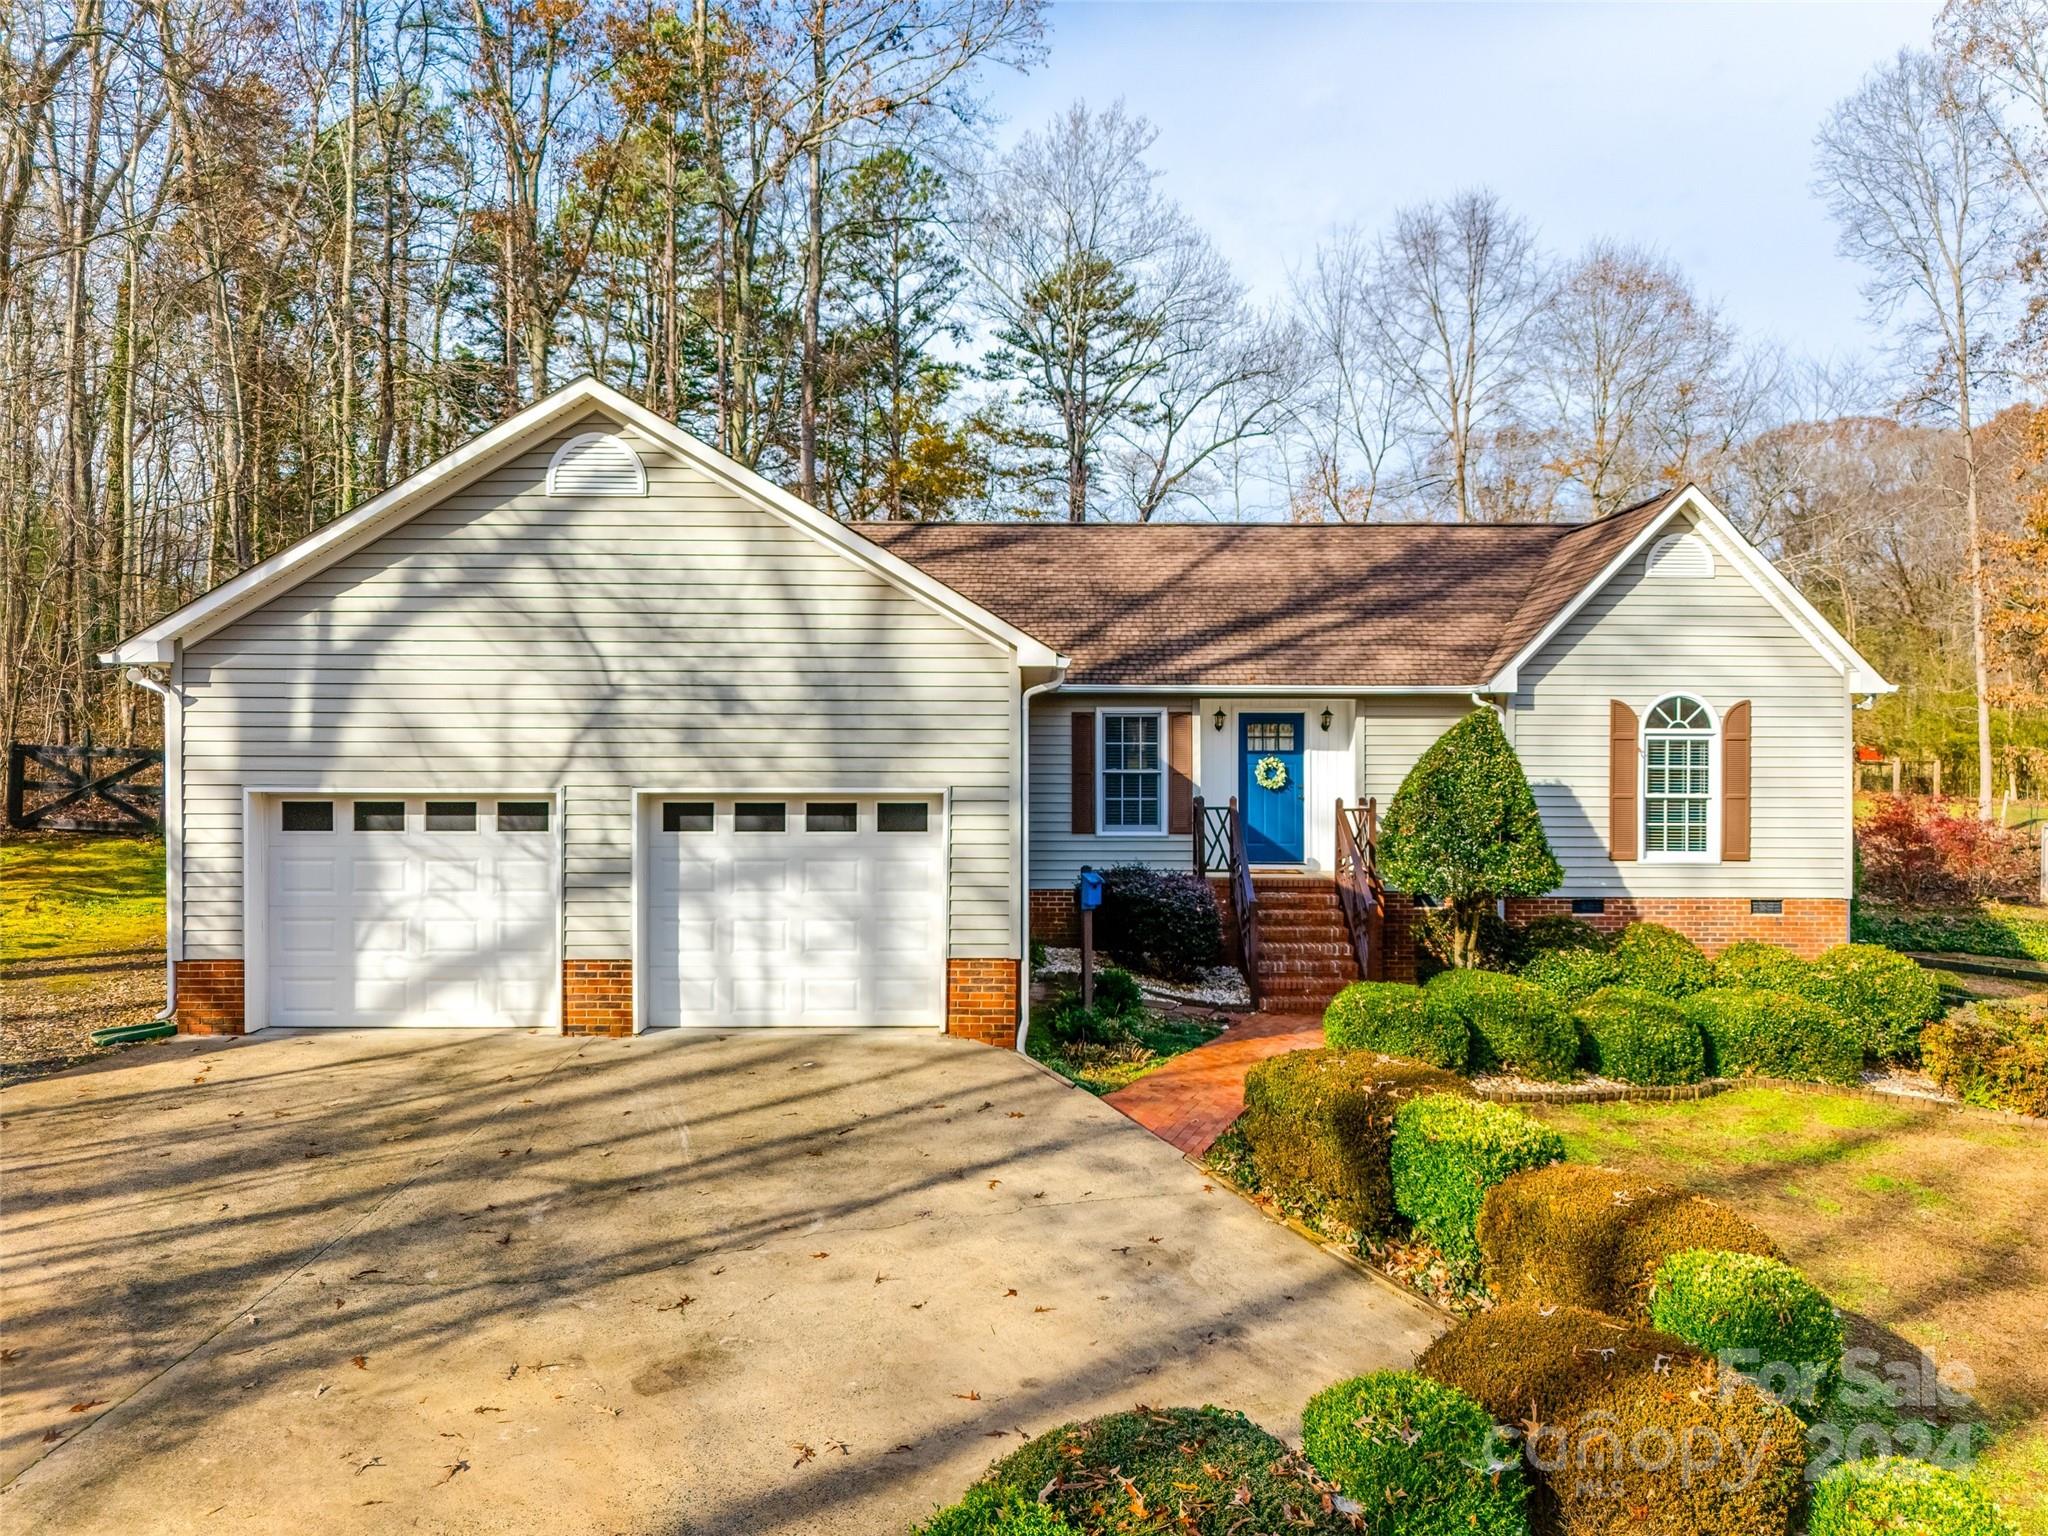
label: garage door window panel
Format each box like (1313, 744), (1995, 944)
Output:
(662, 801), (714, 832)
(878, 802), (928, 832)
(281, 800), (333, 832)
(806, 802), (858, 832)
(497, 801), (550, 832)
(354, 801), (405, 832)
(735, 802), (787, 832)
(425, 801), (477, 832)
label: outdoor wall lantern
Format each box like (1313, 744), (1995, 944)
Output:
(1320, 707), (1334, 732)
(1213, 708), (1227, 732)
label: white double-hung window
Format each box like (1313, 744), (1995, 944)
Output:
(1643, 695), (1716, 858)
(1099, 710), (1165, 833)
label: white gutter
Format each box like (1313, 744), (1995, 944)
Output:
(1014, 665), (1068, 1054)
(121, 665), (180, 1024)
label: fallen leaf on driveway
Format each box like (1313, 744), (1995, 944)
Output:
(351, 1355), (368, 1370)
(976, 1101), (994, 1112)
(354, 1457), (384, 1475)
(1007, 1111), (1024, 1119)
(1002, 1288), (1018, 1298)
(952, 1390), (980, 1401)
(41, 1429), (61, 1443)
(435, 1458), (470, 1486)
(987, 1180), (1000, 1190)
(789, 1443), (815, 1467)
(67, 1400), (107, 1413)
(0, 1349), (21, 1364)
(657, 1296), (694, 1312)
(810, 1252), (828, 1259)
(886, 1443), (915, 1455)
(825, 1439), (850, 1455)
(1033, 1307), (1054, 1314)
(349, 1268), (382, 1281)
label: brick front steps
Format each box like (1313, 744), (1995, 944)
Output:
(1250, 877), (1358, 1014)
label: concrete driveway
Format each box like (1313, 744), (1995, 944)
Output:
(0, 1029), (1443, 1535)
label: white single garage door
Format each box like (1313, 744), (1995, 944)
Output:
(644, 795), (945, 1028)
(265, 796), (557, 1028)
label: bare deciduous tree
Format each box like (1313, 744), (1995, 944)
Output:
(1817, 46), (2017, 819)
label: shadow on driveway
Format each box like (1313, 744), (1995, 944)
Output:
(0, 1028), (1443, 1534)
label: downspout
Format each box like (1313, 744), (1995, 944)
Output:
(1014, 664), (1068, 1055)
(121, 665), (180, 1025)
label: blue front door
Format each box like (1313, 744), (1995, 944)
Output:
(1240, 714), (1305, 863)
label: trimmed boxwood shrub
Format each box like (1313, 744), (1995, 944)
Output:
(1681, 986), (1863, 1084)
(1240, 1050), (1468, 1234)
(1425, 969), (1577, 1081)
(1418, 1303), (1807, 1536)
(1391, 1094), (1564, 1267)
(1093, 864), (1221, 981)
(1515, 914), (1608, 956)
(1922, 998), (2048, 1117)
(1711, 940), (1812, 994)
(1300, 1370), (1528, 1536)
(1806, 943), (1943, 1061)
(1610, 921), (1714, 998)
(1477, 1163), (1779, 1317)
(1324, 981), (1468, 1069)
(912, 1486), (1077, 1536)
(1519, 946), (1623, 1007)
(1572, 986), (1706, 1085)
(965, 1406), (1351, 1534)
(1807, 1457), (2019, 1536)
(1649, 1249), (1844, 1414)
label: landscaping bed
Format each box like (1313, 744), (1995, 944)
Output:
(1024, 1005), (1225, 1094)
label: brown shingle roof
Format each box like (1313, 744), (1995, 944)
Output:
(856, 491), (1681, 687)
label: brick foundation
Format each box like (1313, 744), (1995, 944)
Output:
(563, 959), (634, 1036)
(174, 959), (246, 1034)
(946, 958), (1020, 1047)
(1028, 887), (1079, 946)
(1505, 897), (1850, 958)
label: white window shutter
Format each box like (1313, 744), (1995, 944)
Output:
(547, 432), (647, 496)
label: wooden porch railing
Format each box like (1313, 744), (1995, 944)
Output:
(1334, 797), (1385, 983)
(1192, 794), (1261, 1010)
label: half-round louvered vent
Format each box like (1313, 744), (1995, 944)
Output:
(546, 431), (646, 497)
(1644, 531), (1712, 579)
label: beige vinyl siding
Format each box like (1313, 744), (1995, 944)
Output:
(1028, 694), (1195, 886)
(179, 411), (1018, 961)
(1358, 697), (1473, 807)
(1509, 516), (1852, 897)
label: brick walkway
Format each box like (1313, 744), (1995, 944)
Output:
(1102, 1013), (1323, 1156)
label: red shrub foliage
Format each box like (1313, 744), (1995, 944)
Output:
(1859, 795), (2039, 903)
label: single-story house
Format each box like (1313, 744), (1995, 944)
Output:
(105, 376), (1891, 1047)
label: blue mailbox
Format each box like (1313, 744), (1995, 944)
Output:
(1077, 868), (1104, 912)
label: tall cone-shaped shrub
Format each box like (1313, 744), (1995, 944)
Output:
(1380, 708), (1563, 969)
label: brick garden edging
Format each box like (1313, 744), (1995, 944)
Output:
(1474, 1078), (1730, 1105)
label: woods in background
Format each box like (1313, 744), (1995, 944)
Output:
(4, 0), (2044, 808)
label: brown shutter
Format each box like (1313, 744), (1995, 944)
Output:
(1167, 711), (1194, 835)
(1070, 711), (1096, 835)
(1609, 700), (1639, 862)
(1722, 699), (1752, 862)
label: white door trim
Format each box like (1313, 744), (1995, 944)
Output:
(630, 785), (953, 1033)
(242, 786), (564, 1034)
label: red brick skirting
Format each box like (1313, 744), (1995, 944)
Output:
(946, 958), (1020, 1047)
(174, 959), (245, 1034)
(1505, 897), (1850, 958)
(1028, 887), (1079, 946)
(563, 959), (633, 1036)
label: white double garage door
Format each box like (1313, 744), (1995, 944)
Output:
(262, 792), (945, 1030)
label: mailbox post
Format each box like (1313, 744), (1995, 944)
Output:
(1077, 867), (1104, 1009)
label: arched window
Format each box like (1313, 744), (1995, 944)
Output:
(1643, 694), (1715, 857)
(546, 431), (646, 496)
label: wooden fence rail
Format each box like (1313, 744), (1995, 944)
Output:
(5, 735), (164, 832)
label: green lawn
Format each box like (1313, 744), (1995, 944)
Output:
(1854, 901), (2048, 964)
(1, 836), (165, 965)
(1528, 1086), (2048, 1536)
(1025, 1009), (1224, 1094)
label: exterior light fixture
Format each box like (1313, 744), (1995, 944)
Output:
(1320, 707), (1334, 732)
(1213, 708), (1227, 732)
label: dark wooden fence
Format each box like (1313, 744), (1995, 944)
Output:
(5, 734), (163, 832)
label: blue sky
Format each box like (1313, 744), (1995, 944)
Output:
(980, 1), (1939, 368)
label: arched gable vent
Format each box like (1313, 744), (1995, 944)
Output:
(547, 431), (646, 497)
(1644, 531), (1713, 579)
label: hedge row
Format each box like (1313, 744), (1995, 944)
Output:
(1238, 1049), (1466, 1234)
(1706, 938), (1941, 1061)
(1390, 1094), (1566, 1266)
(1922, 997), (2048, 1118)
